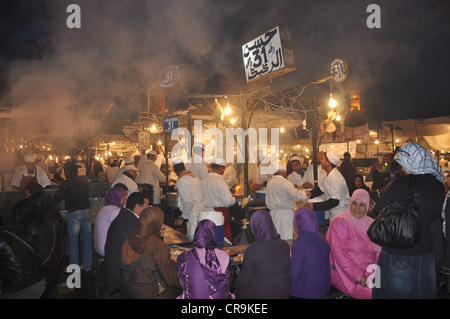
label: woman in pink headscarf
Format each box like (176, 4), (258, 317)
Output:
(326, 189), (380, 299)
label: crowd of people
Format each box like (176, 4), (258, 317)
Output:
(1, 142), (449, 300)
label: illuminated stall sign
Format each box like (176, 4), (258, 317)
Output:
(164, 116), (179, 133)
(242, 25), (296, 83)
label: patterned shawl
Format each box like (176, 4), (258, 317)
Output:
(394, 142), (445, 183)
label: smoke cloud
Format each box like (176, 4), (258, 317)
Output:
(1, 0), (448, 150)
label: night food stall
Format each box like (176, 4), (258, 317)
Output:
(0, 132), (139, 224)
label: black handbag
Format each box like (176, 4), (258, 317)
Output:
(367, 175), (420, 249)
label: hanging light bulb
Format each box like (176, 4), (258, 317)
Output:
(336, 114), (341, 121)
(225, 103), (231, 115)
(151, 124), (156, 131)
(329, 79), (337, 108)
(280, 127), (285, 133)
(329, 93), (337, 108)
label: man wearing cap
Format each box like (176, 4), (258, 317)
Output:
(265, 163), (308, 240)
(113, 156), (135, 182)
(201, 157), (236, 243)
(172, 158), (206, 239)
(11, 153), (51, 191)
(185, 142), (209, 181)
(305, 151), (350, 221)
(287, 156), (306, 188)
(136, 150), (167, 206)
(112, 164), (139, 202)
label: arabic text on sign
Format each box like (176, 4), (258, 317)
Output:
(164, 117), (179, 133)
(242, 27), (285, 82)
(330, 59), (347, 82)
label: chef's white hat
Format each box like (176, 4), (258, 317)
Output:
(289, 156), (302, 163)
(172, 157), (183, 165)
(213, 157), (225, 167)
(24, 153), (36, 163)
(326, 151), (341, 166)
(124, 156), (134, 164)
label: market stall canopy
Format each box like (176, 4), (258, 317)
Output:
(382, 115), (450, 150)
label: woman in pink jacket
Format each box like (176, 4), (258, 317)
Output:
(326, 189), (380, 299)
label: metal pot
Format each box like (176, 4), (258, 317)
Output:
(166, 192), (180, 208)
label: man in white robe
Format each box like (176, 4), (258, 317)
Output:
(265, 163), (308, 240)
(305, 151), (350, 221)
(201, 157), (236, 243)
(137, 150), (166, 206)
(172, 158), (206, 239)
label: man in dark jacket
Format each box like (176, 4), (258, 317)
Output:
(104, 191), (149, 297)
(54, 161), (92, 271)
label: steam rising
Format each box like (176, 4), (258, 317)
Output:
(1, 0), (448, 149)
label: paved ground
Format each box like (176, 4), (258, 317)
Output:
(54, 255), (107, 299)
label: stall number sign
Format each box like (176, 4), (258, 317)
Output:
(330, 58), (347, 82)
(242, 26), (285, 82)
(159, 65), (179, 88)
(164, 116), (178, 133)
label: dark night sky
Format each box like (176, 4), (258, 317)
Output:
(0, 0), (449, 133)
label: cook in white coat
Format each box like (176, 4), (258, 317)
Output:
(113, 156), (134, 182)
(172, 158), (207, 239)
(111, 164), (139, 202)
(265, 163), (308, 240)
(287, 156), (306, 187)
(305, 151), (350, 221)
(11, 153), (51, 191)
(201, 157), (236, 242)
(185, 142), (209, 181)
(137, 151), (166, 205)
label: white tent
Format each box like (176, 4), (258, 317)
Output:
(382, 115), (450, 151)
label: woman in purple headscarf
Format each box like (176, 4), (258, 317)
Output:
(234, 210), (291, 299)
(94, 187), (127, 256)
(176, 219), (233, 299)
(290, 207), (331, 299)
(326, 189), (381, 299)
